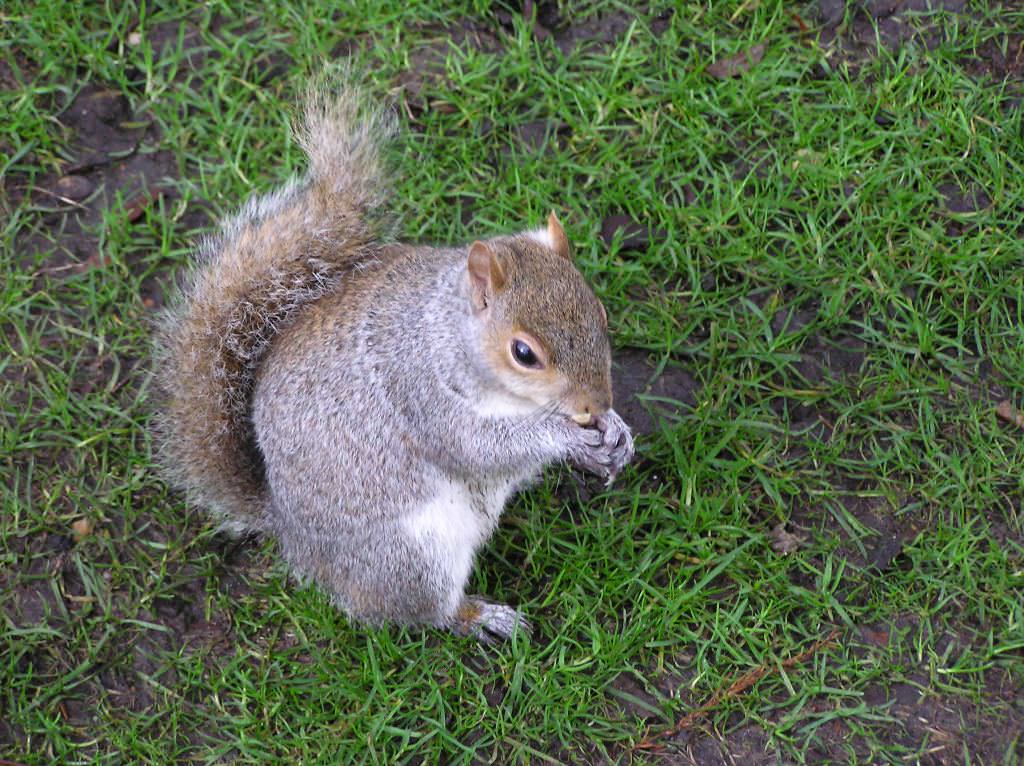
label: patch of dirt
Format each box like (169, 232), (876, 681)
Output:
(129, 18), (209, 71)
(793, 334), (868, 385)
(0, 46), (35, 93)
(1, 515), (262, 749)
(963, 31), (1024, 81)
(621, 617), (1023, 763)
(493, 3), (672, 55)
(119, 16), (294, 93)
(13, 84), (177, 276)
(667, 725), (779, 766)
(551, 10), (644, 55)
(605, 670), (672, 723)
(513, 118), (570, 153)
(937, 180), (992, 215)
(600, 214), (669, 252)
(830, 617), (1024, 763)
(612, 348), (699, 437)
(805, 492), (921, 575)
(815, 0), (1024, 84)
(817, 0), (967, 59)
(394, 21), (502, 112)
(0, 534), (73, 629)
(476, 116), (573, 160)
(802, 679), (1022, 763)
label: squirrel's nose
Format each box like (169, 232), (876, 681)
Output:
(569, 392), (612, 426)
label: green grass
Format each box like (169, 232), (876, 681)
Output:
(2, 1), (1023, 763)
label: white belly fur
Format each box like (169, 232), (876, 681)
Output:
(401, 477), (519, 597)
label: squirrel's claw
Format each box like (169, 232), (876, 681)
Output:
(452, 596), (532, 644)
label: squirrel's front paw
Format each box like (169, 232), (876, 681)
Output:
(567, 409), (634, 484)
(594, 410), (634, 483)
(566, 423), (612, 479)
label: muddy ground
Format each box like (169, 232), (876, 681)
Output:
(3, 1), (1023, 763)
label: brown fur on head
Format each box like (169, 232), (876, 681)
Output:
(467, 213), (612, 423)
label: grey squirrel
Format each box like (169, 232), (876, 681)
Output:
(154, 83), (634, 642)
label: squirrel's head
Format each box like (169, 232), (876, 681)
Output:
(466, 212), (612, 424)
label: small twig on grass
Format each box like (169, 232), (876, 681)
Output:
(996, 401), (1024, 431)
(634, 628), (841, 752)
(31, 185), (90, 210)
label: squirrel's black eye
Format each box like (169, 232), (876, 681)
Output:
(512, 339), (540, 368)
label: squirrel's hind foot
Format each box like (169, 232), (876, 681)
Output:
(449, 596), (531, 644)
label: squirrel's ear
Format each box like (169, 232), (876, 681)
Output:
(548, 211), (571, 260)
(467, 241), (506, 311)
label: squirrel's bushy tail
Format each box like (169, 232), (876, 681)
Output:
(153, 82), (396, 531)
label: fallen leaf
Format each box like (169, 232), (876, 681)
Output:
(706, 43), (765, 79)
(996, 400), (1024, 430)
(71, 518), (94, 542)
(770, 522), (806, 555)
(861, 627), (890, 648)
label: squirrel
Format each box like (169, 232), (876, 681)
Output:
(153, 83), (634, 643)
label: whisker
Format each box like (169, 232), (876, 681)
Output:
(519, 397), (564, 433)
